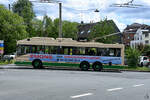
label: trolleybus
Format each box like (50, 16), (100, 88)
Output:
(15, 37), (124, 71)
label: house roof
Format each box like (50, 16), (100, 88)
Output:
(124, 23), (150, 34)
(77, 20), (120, 39)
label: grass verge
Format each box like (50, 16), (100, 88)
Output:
(122, 66), (150, 71)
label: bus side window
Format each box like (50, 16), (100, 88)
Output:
(89, 48), (96, 56)
(45, 46), (49, 54)
(70, 48), (73, 55)
(75, 48), (80, 55)
(116, 49), (121, 57)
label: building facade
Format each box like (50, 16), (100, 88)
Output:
(130, 29), (150, 48)
(123, 23), (150, 46)
(123, 23), (142, 46)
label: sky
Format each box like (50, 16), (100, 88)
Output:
(1, 0), (150, 31)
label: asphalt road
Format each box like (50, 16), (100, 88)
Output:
(0, 64), (150, 100)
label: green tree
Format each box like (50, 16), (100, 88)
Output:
(36, 16), (58, 38)
(137, 45), (150, 56)
(12, 0), (35, 23)
(62, 21), (78, 40)
(12, 0), (35, 37)
(89, 19), (118, 43)
(52, 18), (59, 38)
(0, 5), (28, 54)
(51, 18), (79, 39)
(42, 15), (54, 37)
(125, 47), (141, 67)
(32, 18), (43, 37)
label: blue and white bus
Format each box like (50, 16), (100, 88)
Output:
(15, 37), (124, 71)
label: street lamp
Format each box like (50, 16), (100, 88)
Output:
(94, 9), (99, 12)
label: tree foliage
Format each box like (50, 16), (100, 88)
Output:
(12, 0), (35, 37)
(12, 0), (35, 23)
(89, 19), (118, 43)
(125, 47), (141, 67)
(34, 17), (78, 39)
(137, 45), (150, 56)
(63, 21), (78, 39)
(0, 5), (28, 54)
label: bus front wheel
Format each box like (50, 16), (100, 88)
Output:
(92, 62), (103, 71)
(80, 61), (90, 71)
(32, 59), (43, 69)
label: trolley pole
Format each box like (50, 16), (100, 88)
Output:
(59, 2), (62, 38)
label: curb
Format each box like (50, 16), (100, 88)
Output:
(0, 65), (121, 73)
(120, 69), (150, 72)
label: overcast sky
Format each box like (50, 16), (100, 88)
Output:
(1, 0), (150, 31)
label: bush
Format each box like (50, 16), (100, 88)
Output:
(126, 48), (141, 67)
(0, 59), (14, 65)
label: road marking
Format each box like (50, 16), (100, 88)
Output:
(107, 88), (123, 92)
(70, 93), (93, 99)
(133, 84), (144, 87)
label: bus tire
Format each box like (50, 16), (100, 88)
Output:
(80, 61), (90, 71)
(32, 59), (43, 69)
(92, 61), (103, 71)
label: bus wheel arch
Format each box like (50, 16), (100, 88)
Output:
(80, 61), (90, 71)
(92, 61), (103, 71)
(32, 59), (43, 69)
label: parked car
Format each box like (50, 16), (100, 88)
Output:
(3, 53), (16, 61)
(139, 56), (150, 67)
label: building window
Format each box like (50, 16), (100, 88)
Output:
(80, 31), (84, 34)
(145, 33), (149, 37)
(145, 40), (149, 44)
(87, 30), (91, 34)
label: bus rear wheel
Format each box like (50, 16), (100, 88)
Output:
(80, 61), (90, 71)
(92, 62), (103, 71)
(32, 59), (43, 69)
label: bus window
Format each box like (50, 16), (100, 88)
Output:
(79, 48), (85, 55)
(63, 47), (68, 55)
(116, 48), (121, 57)
(70, 48), (73, 55)
(52, 46), (57, 54)
(31, 46), (37, 53)
(97, 48), (107, 56)
(88, 48), (96, 56)
(72, 47), (77, 55)
(45, 46), (49, 54)
(109, 48), (115, 57)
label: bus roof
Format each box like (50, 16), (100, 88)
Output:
(17, 37), (124, 48)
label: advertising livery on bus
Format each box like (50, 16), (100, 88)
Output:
(15, 37), (124, 71)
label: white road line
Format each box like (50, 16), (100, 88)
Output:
(133, 84), (144, 87)
(70, 93), (93, 99)
(107, 88), (123, 92)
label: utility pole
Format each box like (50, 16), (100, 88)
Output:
(59, 2), (62, 38)
(31, 0), (62, 38)
(8, 4), (11, 11)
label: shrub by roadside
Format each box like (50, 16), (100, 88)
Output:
(0, 60), (14, 65)
(125, 48), (141, 67)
